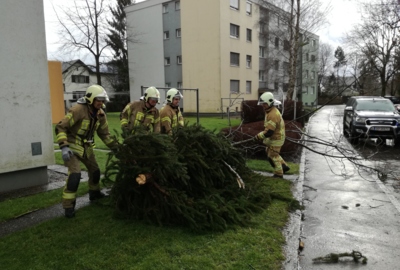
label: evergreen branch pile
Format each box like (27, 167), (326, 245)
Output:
(104, 125), (279, 232)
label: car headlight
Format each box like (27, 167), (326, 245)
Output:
(355, 116), (367, 123)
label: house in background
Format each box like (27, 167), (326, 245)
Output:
(62, 59), (116, 110)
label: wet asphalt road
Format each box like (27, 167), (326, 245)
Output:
(295, 105), (400, 269)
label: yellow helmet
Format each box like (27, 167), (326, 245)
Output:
(166, 88), (183, 103)
(85, 85), (108, 104)
(144, 86), (160, 104)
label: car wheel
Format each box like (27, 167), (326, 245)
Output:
(349, 124), (359, 144)
(342, 119), (349, 137)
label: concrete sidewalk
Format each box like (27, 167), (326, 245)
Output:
(0, 165), (101, 238)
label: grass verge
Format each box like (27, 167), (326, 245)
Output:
(0, 177), (293, 269)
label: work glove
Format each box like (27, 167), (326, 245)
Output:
(254, 131), (266, 141)
(61, 146), (73, 162)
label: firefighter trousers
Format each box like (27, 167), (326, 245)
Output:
(266, 145), (287, 177)
(62, 147), (101, 209)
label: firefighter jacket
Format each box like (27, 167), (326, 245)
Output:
(55, 103), (116, 157)
(262, 106), (285, 147)
(120, 100), (160, 134)
(160, 104), (184, 135)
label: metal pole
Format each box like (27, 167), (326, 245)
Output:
(196, 88), (199, 124)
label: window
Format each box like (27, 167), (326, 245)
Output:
(164, 57), (170, 65)
(283, 40), (290, 50)
(311, 71), (315, 79)
(230, 52), (240, 66)
(177, 55), (182, 64)
(177, 82), (182, 88)
(163, 4), (168, 13)
(230, 80), (239, 93)
(230, 0), (239, 10)
(165, 83), (171, 87)
(283, 83), (289, 92)
(246, 55), (252, 68)
(176, 28), (181, 38)
(283, 62), (289, 72)
(312, 39), (316, 47)
(259, 70), (265, 81)
(246, 1), (252, 15)
(164, 31), (170, 40)
(275, 37), (279, 49)
(311, 55), (316, 62)
(259, 22), (266, 34)
(305, 53), (309, 61)
(274, 60), (279, 70)
(175, 1), (180, 10)
(304, 86), (308, 94)
(230, 24), (239, 38)
(305, 70), (309, 78)
(311, 86), (315, 94)
(246, 28), (252, 42)
(259, 46), (265, 58)
(246, 81), (252, 94)
(274, 82), (279, 90)
(71, 75), (89, 83)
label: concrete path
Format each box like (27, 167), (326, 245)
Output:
(286, 105), (400, 269)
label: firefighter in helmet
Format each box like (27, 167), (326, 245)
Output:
(254, 92), (290, 178)
(55, 84), (118, 218)
(120, 86), (161, 134)
(160, 88), (184, 135)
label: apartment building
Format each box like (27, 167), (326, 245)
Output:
(125, 0), (319, 113)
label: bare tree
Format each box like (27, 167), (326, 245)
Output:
(54, 0), (111, 85)
(345, 0), (400, 97)
(318, 42), (334, 93)
(256, 0), (332, 100)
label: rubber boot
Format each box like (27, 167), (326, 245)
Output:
(64, 200), (76, 218)
(282, 164), (290, 173)
(89, 190), (105, 201)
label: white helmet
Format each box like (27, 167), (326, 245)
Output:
(85, 85), (108, 104)
(144, 86), (160, 104)
(166, 88), (183, 103)
(258, 92), (275, 106)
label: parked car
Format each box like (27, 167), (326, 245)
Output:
(343, 96), (400, 145)
(384, 96), (400, 104)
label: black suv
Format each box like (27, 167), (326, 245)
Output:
(343, 96), (400, 144)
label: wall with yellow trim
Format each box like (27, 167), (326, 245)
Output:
(48, 61), (65, 123)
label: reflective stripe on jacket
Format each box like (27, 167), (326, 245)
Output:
(262, 106), (285, 147)
(120, 100), (160, 134)
(160, 104), (184, 135)
(55, 104), (115, 157)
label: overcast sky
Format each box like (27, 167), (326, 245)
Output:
(43, 0), (361, 61)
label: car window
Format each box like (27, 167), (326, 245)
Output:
(355, 100), (395, 112)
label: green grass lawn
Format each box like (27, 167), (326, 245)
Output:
(0, 177), (294, 270)
(0, 114), (300, 269)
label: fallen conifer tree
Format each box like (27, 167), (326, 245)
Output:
(104, 125), (297, 232)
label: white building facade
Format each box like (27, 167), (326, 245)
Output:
(125, 0), (319, 113)
(0, 0), (55, 192)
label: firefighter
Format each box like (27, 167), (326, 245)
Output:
(120, 86), (161, 134)
(254, 92), (290, 178)
(160, 88), (184, 135)
(55, 84), (118, 218)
